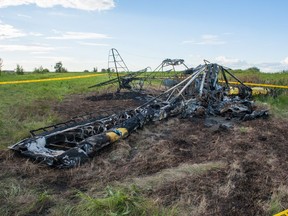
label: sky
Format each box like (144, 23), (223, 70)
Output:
(0, 0), (288, 72)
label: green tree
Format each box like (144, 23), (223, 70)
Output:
(33, 66), (50, 74)
(15, 64), (24, 75)
(54, 61), (68, 73)
(93, 67), (98, 72)
(247, 67), (260, 73)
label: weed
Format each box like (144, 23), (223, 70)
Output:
(239, 126), (250, 134)
(26, 191), (53, 215)
(268, 185), (288, 215)
(0, 180), (35, 216)
(66, 186), (176, 216)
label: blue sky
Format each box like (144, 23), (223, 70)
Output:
(0, 0), (288, 72)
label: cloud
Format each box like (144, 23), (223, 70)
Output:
(47, 31), (110, 40)
(215, 56), (288, 72)
(281, 57), (288, 65)
(182, 40), (196, 44)
(17, 13), (32, 19)
(35, 56), (73, 61)
(48, 12), (76, 17)
(223, 32), (233, 35)
(215, 56), (250, 68)
(0, 0), (115, 11)
(78, 41), (109, 46)
(183, 34), (226, 45)
(30, 51), (50, 55)
(0, 22), (26, 39)
(256, 62), (288, 72)
(29, 32), (43, 36)
(0, 44), (54, 52)
(215, 56), (243, 64)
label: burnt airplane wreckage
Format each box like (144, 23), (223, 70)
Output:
(89, 48), (189, 91)
(9, 62), (268, 168)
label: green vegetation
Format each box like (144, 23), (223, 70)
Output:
(0, 71), (104, 81)
(0, 180), (52, 216)
(0, 179), (175, 216)
(0, 72), (108, 148)
(54, 61), (68, 73)
(33, 66), (50, 74)
(230, 68), (288, 86)
(268, 185), (288, 215)
(66, 186), (175, 216)
(15, 64), (24, 75)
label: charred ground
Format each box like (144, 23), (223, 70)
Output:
(1, 91), (288, 215)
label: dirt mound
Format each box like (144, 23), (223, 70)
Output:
(2, 91), (288, 215)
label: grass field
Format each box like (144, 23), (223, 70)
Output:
(0, 70), (288, 215)
(231, 69), (288, 86)
(0, 72), (109, 148)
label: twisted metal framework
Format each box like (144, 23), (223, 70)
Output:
(90, 49), (192, 92)
(9, 62), (268, 168)
(153, 58), (188, 72)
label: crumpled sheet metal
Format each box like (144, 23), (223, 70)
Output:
(9, 63), (269, 168)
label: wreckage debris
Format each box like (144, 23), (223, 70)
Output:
(90, 48), (190, 92)
(9, 62), (268, 168)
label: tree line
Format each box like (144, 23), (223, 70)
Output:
(0, 59), (112, 75)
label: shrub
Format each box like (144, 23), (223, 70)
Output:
(15, 64), (24, 75)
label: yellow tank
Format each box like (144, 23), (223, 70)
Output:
(228, 86), (269, 96)
(228, 86), (240, 95)
(251, 87), (269, 95)
(106, 128), (129, 142)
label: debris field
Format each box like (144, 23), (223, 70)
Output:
(2, 60), (287, 215)
(1, 89), (287, 215)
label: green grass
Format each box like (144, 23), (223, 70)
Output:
(0, 72), (106, 81)
(0, 72), (109, 148)
(65, 186), (176, 216)
(0, 180), (53, 216)
(268, 185), (288, 215)
(229, 69), (288, 86)
(256, 94), (288, 117)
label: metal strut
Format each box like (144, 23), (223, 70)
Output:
(108, 48), (129, 88)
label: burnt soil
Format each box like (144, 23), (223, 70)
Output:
(1, 91), (288, 215)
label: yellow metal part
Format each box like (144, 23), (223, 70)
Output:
(228, 86), (240, 95)
(251, 87), (269, 95)
(106, 128), (128, 142)
(219, 80), (288, 89)
(274, 209), (288, 216)
(228, 86), (269, 96)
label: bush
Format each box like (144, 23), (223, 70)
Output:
(15, 64), (24, 75)
(33, 66), (50, 74)
(68, 186), (176, 216)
